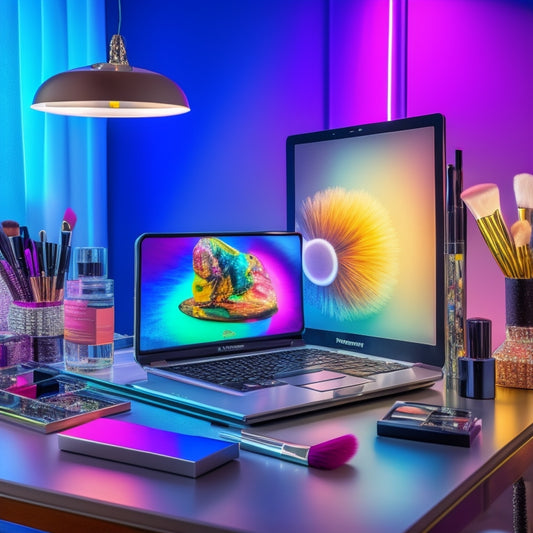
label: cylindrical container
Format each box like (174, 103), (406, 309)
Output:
(0, 332), (32, 367)
(7, 301), (64, 363)
(459, 318), (494, 399)
(64, 247), (114, 371)
(0, 276), (13, 331)
(493, 278), (533, 389)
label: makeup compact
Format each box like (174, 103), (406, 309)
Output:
(377, 401), (481, 447)
(459, 318), (495, 399)
(58, 418), (239, 478)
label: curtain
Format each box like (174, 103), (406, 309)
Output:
(0, 0), (107, 250)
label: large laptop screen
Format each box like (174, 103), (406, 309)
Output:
(287, 114), (445, 367)
(135, 232), (304, 363)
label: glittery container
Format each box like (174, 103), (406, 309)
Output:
(0, 332), (32, 367)
(493, 278), (533, 389)
(0, 276), (13, 331)
(7, 302), (64, 364)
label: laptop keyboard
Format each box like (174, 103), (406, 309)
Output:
(163, 348), (409, 392)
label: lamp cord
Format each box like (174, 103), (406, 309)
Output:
(117, 0), (122, 35)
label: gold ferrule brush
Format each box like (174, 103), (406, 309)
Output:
(518, 206), (533, 223)
(516, 245), (533, 278)
(476, 210), (521, 278)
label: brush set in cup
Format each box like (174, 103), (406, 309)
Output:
(0, 208), (77, 303)
(461, 174), (533, 279)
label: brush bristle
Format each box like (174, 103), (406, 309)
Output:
(511, 220), (532, 247)
(514, 173), (533, 209)
(1, 220), (20, 237)
(460, 183), (501, 220)
(307, 434), (358, 470)
(63, 208), (77, 231)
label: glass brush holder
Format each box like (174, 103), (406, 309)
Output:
(493, 278), (533, 389)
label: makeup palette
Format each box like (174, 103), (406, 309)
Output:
(0, 363), (130, 433)
(377, 401), (481, 447)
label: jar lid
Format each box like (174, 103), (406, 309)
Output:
(75, 247), (107, 278)
(467, 317), (492, 359)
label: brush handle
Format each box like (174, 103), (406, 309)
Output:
(477, 212), (521, 278)
(219, 430), (310, 466)
(55, 231), (72, 293)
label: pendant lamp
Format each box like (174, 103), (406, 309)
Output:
(31, 31), (190, 118)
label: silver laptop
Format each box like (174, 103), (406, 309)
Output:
(132, 113), (445, 424)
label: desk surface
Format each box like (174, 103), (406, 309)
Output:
(1, 354), (533, 533)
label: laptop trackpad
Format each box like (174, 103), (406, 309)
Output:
(278, 370), (371, 391)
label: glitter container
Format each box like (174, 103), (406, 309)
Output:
(7, 301), (64, 364)
(0, 332), (32, 367)
(0, 276), (13, 331)
(493, 278), (533, 389)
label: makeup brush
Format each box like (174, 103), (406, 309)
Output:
(0, 223), (32, 300)
(55, 208), (77, 299)
(60, 207), (77, 235)
(218, 430), (358, 470)
(1, 220), (20, 238)
(1, 220), (26, 275)
(514, 173), (533, 248)
(461, 183), (520, 278)
(513, 173), (533, 221)
(511, 220), (533, 278)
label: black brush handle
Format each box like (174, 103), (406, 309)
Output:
(55, 231), (72, 292)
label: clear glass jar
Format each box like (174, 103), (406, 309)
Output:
(63, 247), (114, 371)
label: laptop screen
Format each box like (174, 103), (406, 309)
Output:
(286, 114), (446, 367)
(135, 232), (304, 364)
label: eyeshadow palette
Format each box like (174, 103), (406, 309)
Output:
(0, 363), (130, 433)
(377, 401), (481, 447)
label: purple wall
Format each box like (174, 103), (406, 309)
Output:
(407, 0), (533, 347)
(326, 0), (533, 347)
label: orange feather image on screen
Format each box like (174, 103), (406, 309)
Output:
(297, 187), (399, 320)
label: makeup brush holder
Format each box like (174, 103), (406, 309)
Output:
(0, 276), (13, 331)
(0, 332), (32, 367)
(7, 301), (64, 364)
(493, 278), (533, 389)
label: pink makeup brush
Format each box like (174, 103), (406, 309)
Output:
(62, 207), (77, 236)
(55, 208), (78, 299)
(218, 430), (358, 469)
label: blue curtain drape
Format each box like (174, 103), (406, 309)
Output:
(0, 0), (107, 250)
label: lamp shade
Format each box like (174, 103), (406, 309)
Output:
(31, 65), (190, 118)
(31, 35), (190, 118)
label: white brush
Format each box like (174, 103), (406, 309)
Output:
(513, 173), (533, 217)
(461, 183), (520, 278)
(514, 173), (533, 248)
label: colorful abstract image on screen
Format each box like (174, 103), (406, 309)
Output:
(178, 237), (279, 322)
(138, 234), (303, 352)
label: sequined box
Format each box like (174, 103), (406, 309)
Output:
(493, 278), (533, 389)
(7, 301), (64, 363)
(0, 332), (32, 367)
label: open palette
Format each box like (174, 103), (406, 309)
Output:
(0, 363), (130, 433)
